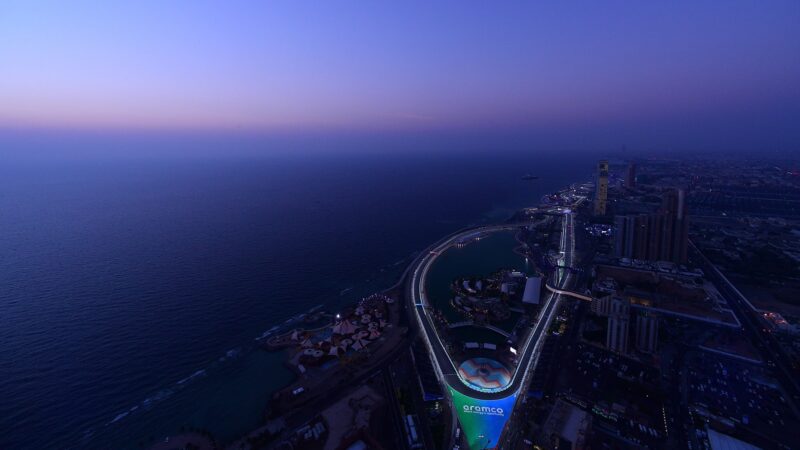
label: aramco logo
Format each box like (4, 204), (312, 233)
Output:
(462, 404), (504, 416)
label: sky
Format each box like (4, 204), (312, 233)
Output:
(1, 1), (799, 153)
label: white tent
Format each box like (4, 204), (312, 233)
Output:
(291, 329), (300, 341)
(303, 348), (323, 358)
(368, 330), (381, 340)
(301, 339), (313, 348)
(333, 319), (357, 335)
(341, 320), (357, 334)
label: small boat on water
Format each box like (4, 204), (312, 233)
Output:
(522, 173), (539, 180)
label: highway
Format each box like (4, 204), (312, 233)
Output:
(405, 208), (578, 447)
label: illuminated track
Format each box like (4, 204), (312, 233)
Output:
(406, 210), (578, 447)
(544, 283), (592, 302)
(408, 224), (520, 399)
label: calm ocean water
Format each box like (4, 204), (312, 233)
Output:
(0, 150), (589, 449)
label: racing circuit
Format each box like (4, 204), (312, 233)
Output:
(406, 209), (579, 448)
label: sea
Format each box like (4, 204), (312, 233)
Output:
(0, 147), (590, 449)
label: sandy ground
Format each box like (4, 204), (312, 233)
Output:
(321, 384), (382, 450)
(223, 291), (407, 449)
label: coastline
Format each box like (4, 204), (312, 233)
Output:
(141, 180), (587, 450)
(219, 184), (586, 449)
(0, 152), (594, 450)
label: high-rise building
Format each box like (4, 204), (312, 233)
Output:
(591, 295), (613, 316)
(635, 312), (658, 353)
(633, 214), (650, 259)
(658, 188), (689, 264)
(613, 188), (689, 263)
(594, 160), (609, 216)
(614, 215), (636, 259)
(606, 297), (630, 354)
(613, 216), (627, 257)
(626, 162), (636, 188)
(646, 213), (664, 261)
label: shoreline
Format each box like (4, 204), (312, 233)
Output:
(225, 289), (408, 449)
(148, 183), (587, 449)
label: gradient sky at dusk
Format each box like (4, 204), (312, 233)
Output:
(1, 1), (799, 151)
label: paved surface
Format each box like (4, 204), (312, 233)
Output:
(544, 283), (592, 301)
(691, 241), (800, 407)
(406, 212), (577, 402)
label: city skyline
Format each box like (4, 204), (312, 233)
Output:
(3, 3), (800, 449)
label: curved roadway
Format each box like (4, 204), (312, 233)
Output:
(406, 212), (577, 402)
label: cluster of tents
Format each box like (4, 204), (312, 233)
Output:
(291, 305), (390, 360)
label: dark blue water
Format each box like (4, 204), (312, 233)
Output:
(0, 150), (589, 449)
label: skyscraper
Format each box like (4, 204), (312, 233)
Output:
(633, 214), (650, 259)
(613, 216), (627, 257)
(626, 162), (636, 189)
(606, 297), (630, 354)
(592, 295), (613, 316)
(614, 215), (636, 259)
(635, 312), (658, 353)
(594, 160), (609, 216)
(613, 188), (689, 263)
(658, 188), (689, 264)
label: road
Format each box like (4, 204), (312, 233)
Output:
(691, 241), (800, 407)
(543, 283), (592, 302)
(405, 209), (578, 447)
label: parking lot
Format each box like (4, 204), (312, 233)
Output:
(557, 343), (666, 447)
(685, 352), (800, 447)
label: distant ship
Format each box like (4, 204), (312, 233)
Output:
(521, 173), (539, 180)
